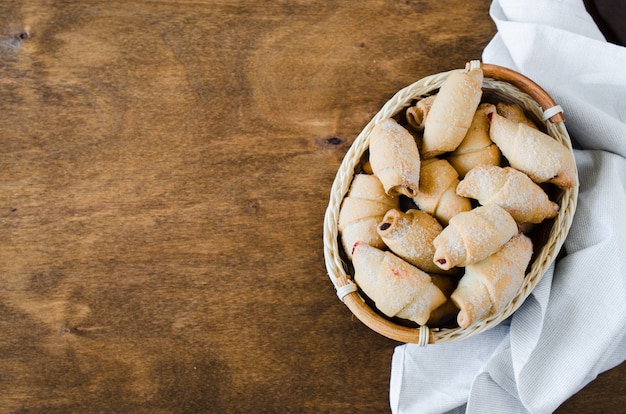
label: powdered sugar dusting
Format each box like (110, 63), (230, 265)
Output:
(433, 204), (516, 269)
(458, 165), (559, 223)
(352, 243), (445, 323)
(491, 114), (574, 188)
(380, 209), (443, 274)
(454, 233), (533, 325)
(370, 118), (421, 197)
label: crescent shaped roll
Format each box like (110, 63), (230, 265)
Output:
(488, 112), (576, 189)
(422, 66), (483, 158)
(376, 208), (443, 274)
(352, 243), (447, 325)
(412, 158), (472, 226)
(451, 233), (533, 328)
(456, 164), (559, 224)
(446, 103), (501, 178)
(369, 118), (421, 197)
(432, 204), (518, 270)
(406, 94), (437, 131)
(338, 174), (399, 259)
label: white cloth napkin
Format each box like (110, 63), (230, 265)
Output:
(390, 1), (626, 413)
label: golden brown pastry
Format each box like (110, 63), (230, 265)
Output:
(456, 164), (559, 224)
(446, 103), (501, 178)
(369, 118), (422, 197)
(496, 102), (538, 129)
(432, 204), (518, 271)
(338, 174), (399, 258)
(488, 112), (576, 189)
(422, 66), (483, 158)
(406, 94), (437, 131)
(412, 158), (472, 226)
(352, 242), (447, 325)
(376, 208), (443, 274)
(451, 233), (533, 328)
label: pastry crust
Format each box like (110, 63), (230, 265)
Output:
(338, 174), (399, 258)
(406, 94), (437, 132)
(352, 243), (447, 325)
(456, 164), (559, 224)
(422, 66), (483, 158)
(369, 118), (422, 197)
(432, 204), (518, 270)
(412, 158), (471, 226)
(447, 103), (501, 178)
(489, 112), (576, 189)
(496, 102), (538, 129)
(377, 208), (443, 274)
(451, 233), (533, 328)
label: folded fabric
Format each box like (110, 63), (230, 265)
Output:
(390, 1), (626, 413)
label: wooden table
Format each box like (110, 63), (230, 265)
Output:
(1, 1), (623, 412)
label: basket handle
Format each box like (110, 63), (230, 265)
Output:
(479, 63), (565, 123)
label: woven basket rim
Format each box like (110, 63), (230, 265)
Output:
(323, 61), (579, 345)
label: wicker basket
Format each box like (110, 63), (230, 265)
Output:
(323, 61), (579, 345)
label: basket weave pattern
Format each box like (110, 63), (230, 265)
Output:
(323, 63), (578, 344)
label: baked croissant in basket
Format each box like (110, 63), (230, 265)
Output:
(451, 233), (533, 328)
(488, 112), (576, 189)
(422, 65), (483, 158)
(338, 174), (399, 259)
(352, 242), (447, 325)
(412, 158), (471, 226)
(376, 208), (443, 274)
(432, 204), (518, 271)
(447, 103), (501, 178)
(456, 164), (559, 224)
(369, 118), (421, 197)
(406, 94), (436, 132)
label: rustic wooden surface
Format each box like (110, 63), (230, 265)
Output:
(1, 1), (623, 412)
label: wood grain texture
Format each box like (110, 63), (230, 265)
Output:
(0, 1), (623, 413)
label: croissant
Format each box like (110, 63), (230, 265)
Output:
(338, 174), (399, 258)
(406, 94), (437, 131)
(488, 112), (576, 189)
(496, 102), (538, 129)
(422, 65), (483, 158)
(456, 164), (559, 224)
(376, 208), (443, 274)
(412, 158), (471, 226)
(446, 103), (501, 178)
(432, 204), (518, 271)
(369, 118), (421, 197)
(352, 242), (447, 325)
(451, 233), (533, 328)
